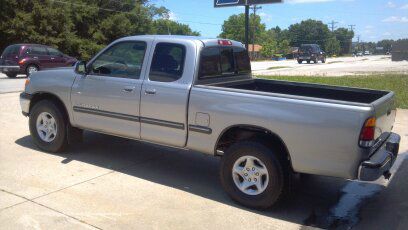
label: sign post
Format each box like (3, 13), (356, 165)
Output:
(214, 0), (282, 50)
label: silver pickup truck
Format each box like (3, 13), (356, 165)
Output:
(20, 35), (400, 209)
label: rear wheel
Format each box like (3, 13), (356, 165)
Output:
(26, 64), (38, 76)
(297, 59), (302, 64)
(6, 73), (17, 78)
(307, 60), (311, 64)
(322, 57), (326, 63)
(220, 141), (287, 209)
(29, 100), (68, 152)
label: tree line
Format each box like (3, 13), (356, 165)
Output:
(0, 0), (199, 60)
(219, 14), (354, 57)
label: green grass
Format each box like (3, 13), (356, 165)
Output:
(267, 66), (291, 70)
(257, 74), (408, 109)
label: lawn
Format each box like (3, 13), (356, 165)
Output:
(257, 74), (408, 109)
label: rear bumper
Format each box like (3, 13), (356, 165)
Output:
(20, 92), (32, 116)
(0, 65), (21, 73)
(358, 133), (401, 181)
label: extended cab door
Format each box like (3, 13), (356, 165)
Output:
(71, 39), (151, 139)
(140, 41), (196, 147)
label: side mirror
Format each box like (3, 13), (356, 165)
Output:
(75, 61), (87, 74)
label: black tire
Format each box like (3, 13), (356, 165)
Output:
(307, 60), (311, 64)
(25, 64), (39, 76)
(313, 58), (317, 64)
(6, 73), (17, 78)
(29, 100), (68, 153)
(220, 141), (286, 209)
(297, 59), (302, 64)
(322, 57), (326, 63)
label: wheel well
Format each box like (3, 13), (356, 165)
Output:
(216, 125), (292, 170)
(29, 93), (69, 120)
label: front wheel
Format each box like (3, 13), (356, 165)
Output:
(220, 141), (286, 209)
(322, 57), (326, 63)
(26, 64), (38, 76)
(297, 59), (302, 64)
(29, 100), (68, 152)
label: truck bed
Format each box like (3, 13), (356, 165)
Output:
(212, 78), (388, 104)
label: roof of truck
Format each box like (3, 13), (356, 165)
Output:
(118, 35), (245, 47)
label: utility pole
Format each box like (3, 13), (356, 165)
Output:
(328, 20), (338, 32)
(245, 0), (249, 50)
(251, 5), (262, 60)
(357, 35), (360, 51)
(348, 24), (356, 31)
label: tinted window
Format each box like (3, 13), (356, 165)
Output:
(149, 43), (186, 82)
(90, 41), (147, 79)
(2, 45), (20, 56)
(47, 47), (62, 56)
(234, 47), (251, 74)
(31, 46), (48, 55)
(199, 46), (251, 79)
(220, 48), (235, 74)
(199, 47), (221, 78)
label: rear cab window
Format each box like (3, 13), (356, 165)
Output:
(198, 46), (250, 83)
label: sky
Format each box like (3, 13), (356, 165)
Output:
(152, 0), (408, 42)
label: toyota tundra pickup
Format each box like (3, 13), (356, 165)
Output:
(20, 35), (401, 209)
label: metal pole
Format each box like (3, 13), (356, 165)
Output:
(245, 1), (250, 50)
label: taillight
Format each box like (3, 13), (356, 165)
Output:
(18, 59), (26, 65)
(359, 117), (376, 147)
(218, 40), (232, 46)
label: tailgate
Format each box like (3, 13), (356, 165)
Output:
(372, 92), (397, 140)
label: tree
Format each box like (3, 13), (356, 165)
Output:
(260, 40), (278, 58)
(219, 13), (266, 44)
(333, 28), (354, 55)
(0, 0), (198, 60)
(287, 19), (331, 48)
(153, 19), (200, 36)
(325, 36), (341, 56)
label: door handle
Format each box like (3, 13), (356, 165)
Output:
(144, 89), (156, 95)
(122, 87), (135, 93)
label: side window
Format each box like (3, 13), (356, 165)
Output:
(90, 41), (147, 79)
(47, 47), (62, 56)
(149, 43), (186, 82)
(31, 46), (48, 55)
(199, 47), (221, 78)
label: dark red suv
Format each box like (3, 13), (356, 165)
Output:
(0, 44), (77, 78)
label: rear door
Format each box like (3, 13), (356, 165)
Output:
(71, 40), (150, 139)
(46, 47), (66, 68)
(1, 45), (20, 66)
(30, 46), (53, 69)
(140, 41), (196, 147)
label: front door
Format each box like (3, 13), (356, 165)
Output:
(140, 41), (195, 147)
(71, 40), (150, 139)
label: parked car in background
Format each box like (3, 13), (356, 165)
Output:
(364, 51), (370, 55)
(0, 44), (77, 78)
(297, 44), (326, 64)
(354, 52), (364, 57)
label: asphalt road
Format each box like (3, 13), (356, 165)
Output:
(0, 91), (407, 229)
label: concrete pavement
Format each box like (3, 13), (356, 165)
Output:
(0, 92), (407, 229)
(0, 73), (26, 94)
